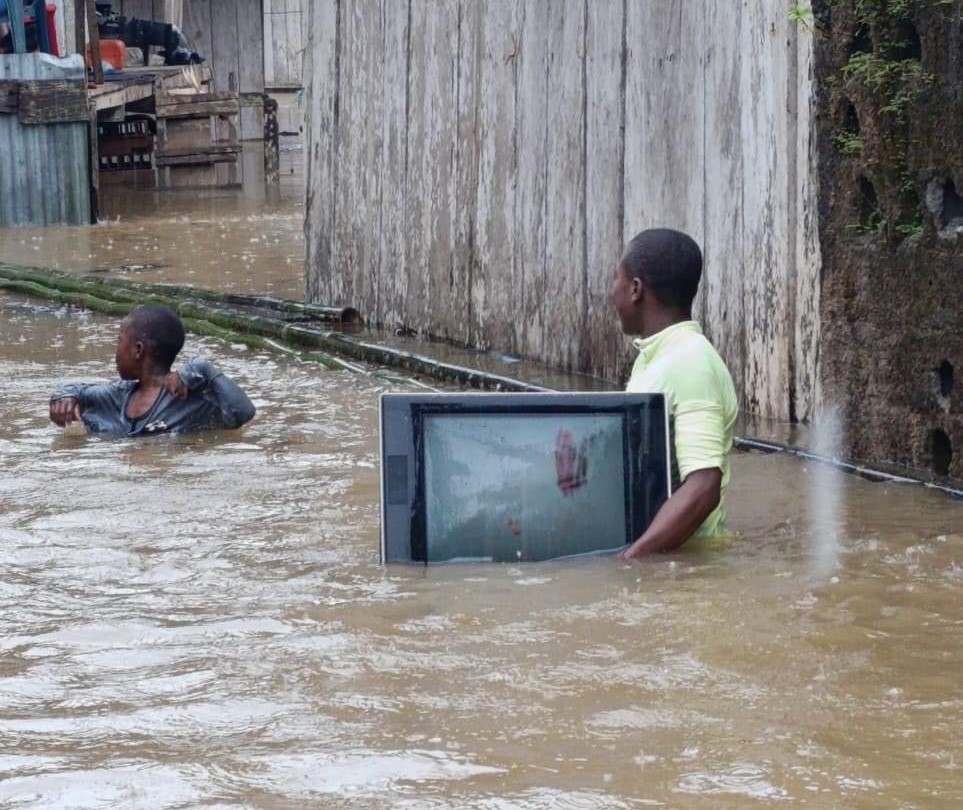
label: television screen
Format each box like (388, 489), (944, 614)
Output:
(380, 392), (670, 564)
(423, 413), (628, 562)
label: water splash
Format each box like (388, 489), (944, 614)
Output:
(809, 405), (845, 578)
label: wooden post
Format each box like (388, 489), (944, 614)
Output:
(263, 94), (280, 187)
(31, 0), (50, 54)
(88, 111), (100, 223)
(84, 0), (104, 85)
(8, 0), (27, 53)
(73, 0), (86, 59)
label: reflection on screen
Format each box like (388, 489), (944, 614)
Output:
(423, 413), (627, 562)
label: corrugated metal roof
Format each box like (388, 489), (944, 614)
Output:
(0, 53), (90, 226)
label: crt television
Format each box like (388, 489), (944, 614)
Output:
(379, 392), (671, 563)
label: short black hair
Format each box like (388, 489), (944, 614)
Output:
(621, 228), (703, 310)
(124, 305), (185, 368)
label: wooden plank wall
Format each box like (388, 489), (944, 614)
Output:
(264, 0), (305, 88)
(304, 0), (821, 422)
(0, 54), (90, 226)
(116, 0), (264, 139)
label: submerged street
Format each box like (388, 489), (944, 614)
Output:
(1, 169), (961, 807)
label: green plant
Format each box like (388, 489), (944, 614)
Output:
(854, 0), (915, 20)
(788, 3), (815, 31)
(834, 130), (864, 155)
(862, 212), (886, 235)
(895, 220), (924, 239)
(842, 53), (933, 126)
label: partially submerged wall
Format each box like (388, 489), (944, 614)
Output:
(304, 0), (821, 422)
(0, 53), (91, 226)
(812, 0), (962, 479)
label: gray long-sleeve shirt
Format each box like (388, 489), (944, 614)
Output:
(50, 357), (256, 436)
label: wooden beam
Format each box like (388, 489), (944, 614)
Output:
(88, 110), (100, 223)
(85, 0), (104, 85)
(89, 81), (155, 112)
(74, 0), (86, 59)
(155, 142), (241, 158)
(155, 99), (241, 118)
(0, 82), (20, 115)
(17, 80), (90, 124)
(155, 91), (238, 106)
(155, 152), (239, 167)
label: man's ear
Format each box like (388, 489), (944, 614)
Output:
(133, 340), (145, 359)
(630, 276), (645, 303)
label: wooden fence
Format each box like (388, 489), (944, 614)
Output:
(304, 0), (821, 421)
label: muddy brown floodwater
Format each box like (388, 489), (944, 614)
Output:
(1, 168), (962, 808)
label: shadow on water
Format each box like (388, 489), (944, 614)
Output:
(0, 151), (962, 808)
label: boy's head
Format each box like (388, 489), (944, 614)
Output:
(611, 228), (703, 335)
(115, 305), (185, 380)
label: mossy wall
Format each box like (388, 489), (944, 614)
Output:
(812, 0), (962, 479)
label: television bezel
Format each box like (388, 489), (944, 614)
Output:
(379, 391), (671, 564)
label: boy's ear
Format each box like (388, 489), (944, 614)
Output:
(133, 340), (145, 359)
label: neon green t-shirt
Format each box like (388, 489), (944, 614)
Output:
(626, 321), (738, 538)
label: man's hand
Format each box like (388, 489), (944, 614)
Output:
(162, 371), (189, 400)
(618, 467), (722, 560)
(49, 397), (82, 427)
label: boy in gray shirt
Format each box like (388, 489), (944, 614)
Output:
(49, 304), (256, 436)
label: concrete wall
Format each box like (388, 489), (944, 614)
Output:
(812, 0), (963, 480)
(304, 0), (821, 422)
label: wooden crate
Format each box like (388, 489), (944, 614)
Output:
(154, 91), (241, 188)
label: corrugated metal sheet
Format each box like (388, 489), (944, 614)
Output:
(0, 53), (91, 226)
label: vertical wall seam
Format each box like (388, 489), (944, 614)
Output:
(468, 0), (481, 345)
(376, 0), (387, 322)
(580, 0), (589, 370)
(516, 1), (526, 354)
(617, 0), (627, 252)
(787, 11), (800, 422)
(540, 2), (549, 357)
(739, 1), (748, 405)
(330, 0), (343, 297)
(402, 0), (412, 318)
(511, 1), (523, 352)
(701, 0), (709, 327)
(453, 0), (463, 315)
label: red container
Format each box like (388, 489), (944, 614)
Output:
(23, 4), (60, 56)
(44, 4), (59, 56)
(86, 38), (126, 71)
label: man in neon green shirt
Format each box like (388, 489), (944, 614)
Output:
(611, 228), (738, 557)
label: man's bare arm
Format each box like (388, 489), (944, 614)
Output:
(618, 467), (722, 559)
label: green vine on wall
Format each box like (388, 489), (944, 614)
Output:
(828, 0), (941, 240)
